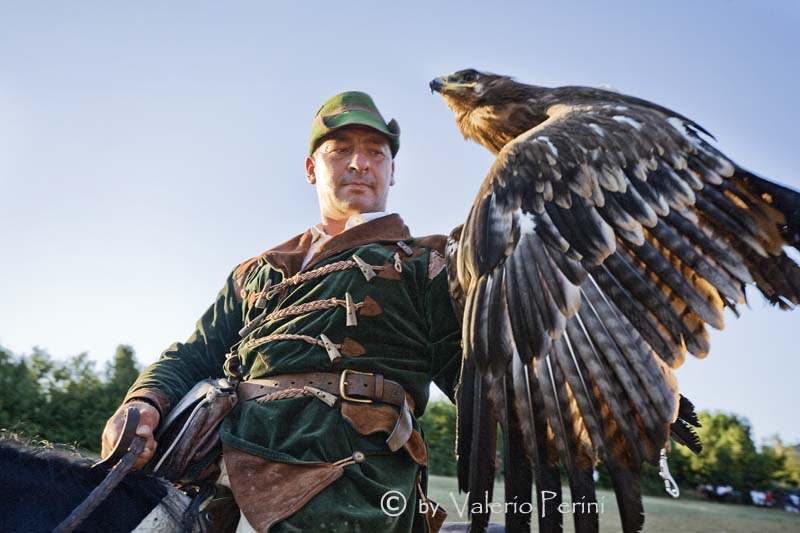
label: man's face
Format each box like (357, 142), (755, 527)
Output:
(306, 126), (395, 219)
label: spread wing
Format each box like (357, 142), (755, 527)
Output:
(448, 100), (800, 532)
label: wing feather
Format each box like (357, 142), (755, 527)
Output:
(623, 238), (724, 328)
(663, 209), (753, 284)
(505, 238), (551, 361)
(648, 220), (743, 303)
(589, 261), (686, 366)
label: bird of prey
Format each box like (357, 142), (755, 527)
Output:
(430, 69), (800, 533)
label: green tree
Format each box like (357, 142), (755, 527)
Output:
(668, 411), (785, 491)
(419, 400), (458, 477)
(105, 344), (140, 401)
(35, 352), (108, 448)
(763, 436), (800, 488)
(0, 346), (44, 435)
(0, 344), (142, 451)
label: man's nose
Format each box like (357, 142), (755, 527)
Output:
(348, 150), (371, 172)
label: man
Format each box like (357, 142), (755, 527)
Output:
(101, 91), (462, 532)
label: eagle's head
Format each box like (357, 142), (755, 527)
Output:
(429, 69), (507, 112)
(430, 68), (540, 154)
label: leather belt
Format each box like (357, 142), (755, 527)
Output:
(237, 370), (414, 452)
(238, 370), (408, 408)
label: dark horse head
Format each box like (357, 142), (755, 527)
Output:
(0, 438), (195, 532)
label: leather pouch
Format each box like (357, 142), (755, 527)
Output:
(146, 378), (239, 484)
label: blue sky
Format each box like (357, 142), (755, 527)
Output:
(2, 1), (798, 444)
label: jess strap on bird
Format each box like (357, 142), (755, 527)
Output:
(238, 370), (414, 451)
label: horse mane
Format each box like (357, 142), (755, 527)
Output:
(0, 437), (169, 499)
(0, 434), (95, 467)
(0, 436), (192, 532)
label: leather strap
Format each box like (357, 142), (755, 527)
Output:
(55, 407), (146, 533)
(94, 406), (140, 469)
(386, 396), (413, 452)
(238, 371), (408, 408)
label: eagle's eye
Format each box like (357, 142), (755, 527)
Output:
(462, 71), (478, 82)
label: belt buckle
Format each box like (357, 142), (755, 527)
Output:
(339, 369), (374, 403)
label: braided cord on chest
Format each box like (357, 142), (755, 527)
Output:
(268, 260), (357, 298)
(242, 332), (339, 352)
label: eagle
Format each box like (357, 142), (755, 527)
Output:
(430, 69), (800, 533)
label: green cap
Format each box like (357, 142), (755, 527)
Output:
(309, 91), (400, 156)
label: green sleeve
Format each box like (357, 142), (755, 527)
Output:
(426, 265), (462, 403)
(125, 269), (244, 414)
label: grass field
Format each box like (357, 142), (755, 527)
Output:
(426, 476), (800, 532)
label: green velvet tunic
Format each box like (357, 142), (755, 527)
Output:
(127, 215), (462, 532)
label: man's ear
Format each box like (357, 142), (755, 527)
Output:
(305, 155), (316, 184)
(390, 161), (395, 186)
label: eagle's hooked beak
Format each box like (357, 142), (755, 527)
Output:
(429, 77), (445, 94)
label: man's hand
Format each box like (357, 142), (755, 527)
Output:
(101, 401), (161, 470)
